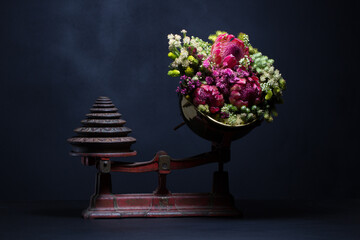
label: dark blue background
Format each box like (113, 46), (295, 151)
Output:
(0, 0), (359, 201)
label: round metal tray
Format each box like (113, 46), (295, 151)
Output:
(179, 96), (262, 143)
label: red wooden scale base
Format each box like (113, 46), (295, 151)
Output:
(84, 192), (239, 218)
(72, 149), (241, 219)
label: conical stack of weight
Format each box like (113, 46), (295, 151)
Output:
(68, 96), (136, 154)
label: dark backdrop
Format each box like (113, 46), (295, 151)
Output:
(0, 0), (359, 201)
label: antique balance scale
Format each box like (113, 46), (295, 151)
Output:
(68, 96), (261, 218)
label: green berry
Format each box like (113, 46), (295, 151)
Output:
(240, 113), (247, 121)
(257, 109), (264, 116)
(273, 87), (281, 95)
(279, 79), (286, 90)
(264, 112), (270, 120)
(265, 90), (273, 100)
(240, 106), (247, 112)
(251, 105), (258, 112)
(246, 113), (255, 122)
(168, 52), (177, 60)
(168, 70), (180, 77)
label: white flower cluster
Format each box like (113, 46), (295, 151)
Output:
(189, 36), (211, 56)
(167, 34), (181, 51)
(183, 36), (190, 45)
(168, 29), (192, 69)
(171, 47), (190, 68)
(179, 29), (190, 46)
(190, 37), (203, 52)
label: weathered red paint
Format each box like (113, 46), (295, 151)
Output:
(73, 150), (240, 219)
(83, 193), (240, 218)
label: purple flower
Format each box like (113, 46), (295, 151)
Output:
(220, 112), (230, 119)
(236, 66), (250, 77)
(205, 76), (214, 85)
(223, 68), (233, 76)
(176, 75), (202, 96)
(188, 46), (197, 55)
(203, 57), (211, 68)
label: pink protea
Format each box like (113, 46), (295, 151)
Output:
(193, 85), (224, 113)
(229, 76), (262, 108)
(211, 33), (249, 69)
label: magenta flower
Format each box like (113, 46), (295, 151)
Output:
(212, 68), (239, 95)
(235, 66), (250, 77)
(176, 75), (201, 95)
(203, 57), (211, 68)
(193, 85), (224, 113)
(211, 34), (249, 69)
(229, 76), (262, 108)
(205, 76), (214, 84)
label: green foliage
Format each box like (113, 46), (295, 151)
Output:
(208, 30), (228, 42)
(221, 103), (238, 113)
(217, 103), (266, 125)
(237, 32), (258, 54)
(250, 50), (286, 122)
(237, 33), (250, 46)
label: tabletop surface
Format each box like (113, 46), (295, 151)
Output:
(1, 199), (359, 240)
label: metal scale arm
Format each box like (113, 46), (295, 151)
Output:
(80, 148), (227, 173)
(79, 147), (229, 196)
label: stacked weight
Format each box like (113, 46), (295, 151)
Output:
(68, 96), (136, 154)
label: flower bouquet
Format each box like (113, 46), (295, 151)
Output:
(167, 30), (286, 127)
